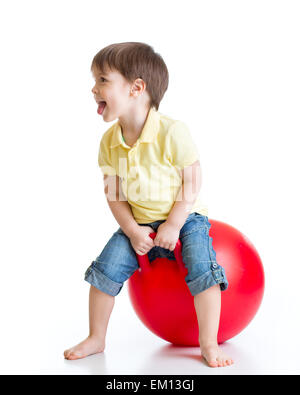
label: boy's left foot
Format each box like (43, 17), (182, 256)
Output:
(200, 343), (234, 367)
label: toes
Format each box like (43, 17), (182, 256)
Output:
(66, 352), (81, 360)
(68, 353), (79, 360)
(218, 357), (234, 367)
(217, 358), (224, 367)
(208, 360), (218, 368)
(201, 346), (234, 368)
(201, 354), (218, 367)
(64, 349), (78, 360)
(224, 357), (233, 366)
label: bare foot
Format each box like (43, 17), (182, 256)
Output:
(200, 343), (234, 367)
(64, 336), (105, 360)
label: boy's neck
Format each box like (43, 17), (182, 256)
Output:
(118, 105), (151, 141)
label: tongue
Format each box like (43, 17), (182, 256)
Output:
(97, 101), (106, 115)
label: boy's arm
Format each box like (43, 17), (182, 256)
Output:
(165, 160), (202, 231)
(103, 174), (140, 238)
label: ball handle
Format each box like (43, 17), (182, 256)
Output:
(135, 232), (186, 274)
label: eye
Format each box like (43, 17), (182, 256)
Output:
(100, 77), (106, 82)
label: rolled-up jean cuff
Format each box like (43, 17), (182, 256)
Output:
(187, 267), (228, 296)
(84, 262), (123, 296)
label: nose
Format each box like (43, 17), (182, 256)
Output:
(91, 85), (97, 94)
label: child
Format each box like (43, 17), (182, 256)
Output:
(64, 42), (233, 368)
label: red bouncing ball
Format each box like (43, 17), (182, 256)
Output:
(127, 219), (265, 346)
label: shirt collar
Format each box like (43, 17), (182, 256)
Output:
(109, 107), (160, 148)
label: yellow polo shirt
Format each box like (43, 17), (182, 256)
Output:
(98, 107), (208, 224)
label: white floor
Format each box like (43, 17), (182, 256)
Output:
(1, 279), (299, 375)
(1, 0), (300, 378)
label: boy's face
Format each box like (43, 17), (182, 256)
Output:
(91, 65), (135, 122)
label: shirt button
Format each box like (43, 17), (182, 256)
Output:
(212, 263), (218, 269)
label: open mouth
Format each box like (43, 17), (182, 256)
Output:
(97, 101), (106, 115)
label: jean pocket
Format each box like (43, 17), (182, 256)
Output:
(180, 220), (208, 238)
(194, 212), (208, 221)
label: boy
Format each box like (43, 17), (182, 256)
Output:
(64, 42), (233, 367)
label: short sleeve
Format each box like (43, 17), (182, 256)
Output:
(166, 121), (200, 170)
(98, 135), (117, 176)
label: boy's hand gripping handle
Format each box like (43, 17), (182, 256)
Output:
(135, 232), (186, 274)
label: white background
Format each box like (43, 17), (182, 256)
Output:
(0, 0), (299, 375)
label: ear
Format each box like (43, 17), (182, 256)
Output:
(130, 78), (146, 97)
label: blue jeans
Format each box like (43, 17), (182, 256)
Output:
(84, 212), (228, 296)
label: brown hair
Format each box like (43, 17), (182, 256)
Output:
(91, 42), (169, 111)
